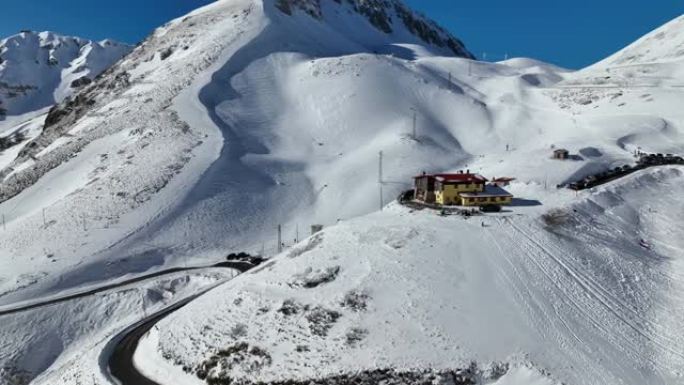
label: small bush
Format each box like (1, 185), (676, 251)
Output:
(230, 323), (248, 339)
(340, 290), (370, 312)
(289, 266), (340, 288)
(306, 307), (342, 337)
(277, 299), (309, 316)
(541, 208), (571, 227)
(345, 327), (368, 346)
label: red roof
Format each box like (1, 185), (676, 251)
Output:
(414, 173), (487, 183)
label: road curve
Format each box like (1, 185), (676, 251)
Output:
(0, 261), (254, 317)
(106, 262), (254, 385)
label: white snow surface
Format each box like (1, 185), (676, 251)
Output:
(0, 2), (682, 384)
(144, 167), (684, 385)
(2, 2), (682, 307)
(0, 268), (236, 385)
(0, 31), (131, 118)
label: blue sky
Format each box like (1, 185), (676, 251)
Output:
(0, 1), (681, 69)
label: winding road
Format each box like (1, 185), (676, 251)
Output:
(0, 261), (254, 317)
(105, 261), (256, 385)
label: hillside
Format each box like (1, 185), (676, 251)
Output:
(0, 0), (682, 319)
(0, 0), (481, 304)
(134, 166), (684, 385)
(0, 31), (131, 120)
(0, 2), (682, 385)
(0, 31), (132, 177)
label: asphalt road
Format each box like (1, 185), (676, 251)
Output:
(0, 261), (254, 317)
(106, 262), (254, 385)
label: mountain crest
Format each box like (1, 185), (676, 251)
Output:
(274, 0), (474, 58)
(0, 30), (132, 118)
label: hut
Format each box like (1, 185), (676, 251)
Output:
(553, 149), (570, 160)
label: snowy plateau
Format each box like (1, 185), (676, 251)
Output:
(0, 0), (683, 385)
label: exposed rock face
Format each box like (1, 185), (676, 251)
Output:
(69, 76), (93, 89)
(274, 0), (474, 58)
(0, 31), (132, 116)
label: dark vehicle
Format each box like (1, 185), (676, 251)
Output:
(480, 205), (502, 213)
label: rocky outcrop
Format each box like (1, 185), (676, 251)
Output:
(274, 0), (474, 58)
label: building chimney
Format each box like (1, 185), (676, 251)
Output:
(466, 169), (470, 174)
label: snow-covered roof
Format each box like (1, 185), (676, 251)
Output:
(415, 173), (488, 183)
(459, 184), (513, 198)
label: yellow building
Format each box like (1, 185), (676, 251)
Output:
(414, 172), (513, 207)
(460, 185), (514, 206)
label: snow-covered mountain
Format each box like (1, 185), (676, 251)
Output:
(0, 1), (683, 384)
(591, 15), (684, 67)
(0, 0), (479, 292)
(0, 31), (132, 119)
(0, 31), (132, 187)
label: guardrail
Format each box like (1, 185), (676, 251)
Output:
(563, 153), (684, 191)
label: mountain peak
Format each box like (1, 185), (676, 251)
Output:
(0, 31), (132, 118)
(273, 0), (474, 58)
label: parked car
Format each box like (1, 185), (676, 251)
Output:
(480, 205), (502, 213)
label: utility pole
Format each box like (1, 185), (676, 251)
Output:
(378, 151), (384, 211)
(295, 223), (299, 244)
(42, 208), (46, 228)
(410, 108), (417, 140)
(277, 225), (282, 253)
(140, 290), (148, 319)
(448, 71), (452, 87)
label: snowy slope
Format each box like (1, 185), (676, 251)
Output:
(0, 31), (132, 120)
(590, 15), (684, 67)
(135, 167), (684, 385)
(0, 3), (684, 385)
(0, 0), (682, 308)
(564, 14), (684, 88)
(0, 0), (479, 302)
(0, 268), (235, 385)
(0, 31), (131, 180)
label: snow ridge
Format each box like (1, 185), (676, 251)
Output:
(274, 0), (474, 58)
(0, 30), (132, 118)
(590, 15), (684, 67)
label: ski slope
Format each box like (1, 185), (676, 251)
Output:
(135, 166), (684, 385)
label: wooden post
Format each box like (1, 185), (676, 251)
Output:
(277, 225), (282, 253)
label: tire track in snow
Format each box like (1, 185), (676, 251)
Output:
(481, 219), (574, 344)
(508, 219), (684, 365)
